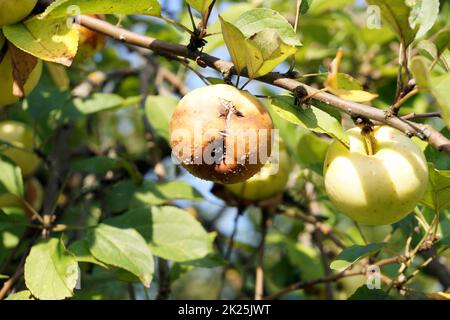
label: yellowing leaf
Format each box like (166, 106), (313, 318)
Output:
(425, 292), (450, 300)
(220, 9), (301, 78)
(40, 0), (161, 20)
(186, 0), (214, 15)
(219, 16), (249, 75)
(45, 62), (70, 89)
(3, 18), (79, 66)
(10, 44), (39, 98)
(247, 29), (297, 78)
(325, 49), (378, 102)
(325, 48), (343, 89)
(328, 88), (379, 103)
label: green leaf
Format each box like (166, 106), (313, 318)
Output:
(366, 0), (418, 46)
(246, 28), (297, 77)
(24, 238), (79, 300)
(330, 243), (385, 271)
(186, 0), (214, 15)
(3, 18), (79, 66)
(68, 240), (109, 268)
(309, 0), (353, 14)
(131, 180), (204, 207)
(71, 157), (141, 183)
(269, 95), (349, 148)
(234, 8), (300, 47)
(203, 2), (258, 52)
(106, 180), (203, 213)
(430, 73), (450, 128)
(421, 163), (450, 212)
(86, 224), (154, 287)
(40, 0), (161, 19)
(409, 0), (440, 39)
(0, 209), (27, 258)
(286, 241), (324, 280)
(296, 129), (330, 166)
(106, 206), (211, 262)
(435, 28), (450, 58)
(220, 9), (301, 78)
(145, 95), (179, 142)
(71, 156), (121, 174)
(299, 0), (314, 15)
(73, 94), (126, 114)
(348, 286), (391, 300)
(5, 290), (35, 300)
(219, 16), (252, 75)
(410, 56), (431, 90)
(0, 155), (24, 209)
(435, 235), (450, 253)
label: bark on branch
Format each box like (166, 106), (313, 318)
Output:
(77, 15), (450, 156)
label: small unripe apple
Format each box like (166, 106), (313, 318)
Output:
(323, 126), (428, 225)
(0, 34), (42, 106)
(73, 15), (107, 64)
(0, 121), (41, 177)
(224, 141), (292, 201)
(0, 0), (37, 27)
(169, 84), (273, 184)
(25, 177), (43, 212)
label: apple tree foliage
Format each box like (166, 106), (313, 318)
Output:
(0, 0), (449, 300)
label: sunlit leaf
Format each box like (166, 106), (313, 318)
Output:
(145, 95), (179, 142)
(269, 95), (349, 148)
(186, 0), (214, 15)
(40, 0), (161, 19)
(421, 163), (450, 212)
(409, 0), (440, 39)
(24, 238), (79, 300)
(3, 18), (79, 66)
(86, 224), (154, 287)
(330, 243), (385, 271)
(366, 0), (418, 46)
(5, 290), (35, 300)
(105, 206), (211, 262)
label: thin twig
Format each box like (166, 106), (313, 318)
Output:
(402, 111), (442, 121)
(255, 209), (269, 300)
(265, 270), (364, 300)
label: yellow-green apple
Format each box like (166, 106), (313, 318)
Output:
(323, 126), (428, 225)
(0, 120), (41, 177)
(0, 33), (42, 106)
(0, 0), (36, 26)
(170, 84), (273, 184)
(225, 141), (292, 201)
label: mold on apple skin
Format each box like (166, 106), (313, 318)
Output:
(169, 84), (274, 184)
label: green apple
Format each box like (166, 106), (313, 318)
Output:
(323, 126), (428, 225)
(0, 121), (41, 177)
(0, 36), (42, 106)
(0, 0), (37, 26)
(224, 142), (292, 201)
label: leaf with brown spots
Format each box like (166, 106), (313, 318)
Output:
(10, 44), (38, 99)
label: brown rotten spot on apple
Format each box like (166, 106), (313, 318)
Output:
(169, 84), (273, 184)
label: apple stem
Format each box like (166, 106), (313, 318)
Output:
(361, 127), (377, 156)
